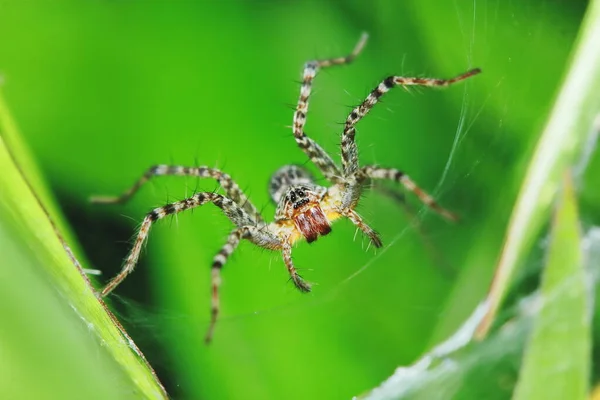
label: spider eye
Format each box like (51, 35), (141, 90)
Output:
(289, 192), (297, 203)
(295, 188), (305, 198)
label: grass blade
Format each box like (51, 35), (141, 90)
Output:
(513, 172), (590, 400)
(0, 92), (167, 399)
(475, 0), (600, 337)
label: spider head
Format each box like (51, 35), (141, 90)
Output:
(277, 185), (332, 243)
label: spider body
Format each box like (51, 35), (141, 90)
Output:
(92, 33), (480, 343)
(271, 165), (334, 244)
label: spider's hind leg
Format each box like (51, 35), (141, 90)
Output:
(361, 165), (457, 221)
(207, 224), (283, 343)
(206, 228), (247, 344)
(90, 165), (264, 223)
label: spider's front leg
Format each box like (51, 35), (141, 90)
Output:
(340, 68), (481, 178)
(292, 33), (368, 182)
(282, 241), (312, 293)
(337, 68), (480, 210)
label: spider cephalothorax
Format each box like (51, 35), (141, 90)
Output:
(92, 33), (480, 343)
(271, 165), (331, 243)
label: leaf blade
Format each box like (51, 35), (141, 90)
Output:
(0, 92), (167, 399)
(513, 172), (590, 400)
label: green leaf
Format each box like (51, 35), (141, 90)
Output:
(513, 173), (590, 400)
(0, 93), (167, 399)
(475, 0), (600, 338)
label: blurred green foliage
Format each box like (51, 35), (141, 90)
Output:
(0, 0), (595, 399)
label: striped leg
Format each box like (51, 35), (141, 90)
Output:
(100, 192), (257, 297)
(342, 68), (481, 176)
(282, 241), (311, 292)
(205, 228), (246, 343)
(206, 226), (282, 343)
(90, 165), (264, 223)
(293, 33), (369, 181)
(340, 208), (382, 248)
(361, 165), (458, 221)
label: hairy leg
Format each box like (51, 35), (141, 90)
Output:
(100, 192), (258, 297)
(293, 33), (369, 181)
(91, 165), (264, 223)
(361, 165), (457, 221)
(339, 208), (382, 248)
(206, 228), (246, 343)
(282, 241), (311, 292)
(341, 68), (481, 177)
(205, 224), (283, 343)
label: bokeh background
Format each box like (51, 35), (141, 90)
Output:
(0, 0), (592, 399)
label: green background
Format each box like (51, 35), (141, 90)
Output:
(0, 0), (592, 399)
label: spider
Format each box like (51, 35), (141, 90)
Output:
(92, 33), (480, 343)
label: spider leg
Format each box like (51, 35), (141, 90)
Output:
(282, 241), (312, 292)
(205, 224), (283, 343)
(361, 165), (457, 221)
(339, 208), (382, 248)
(293, 33), (368, 182)
(341, 68), (481, 177)
(100, 192), (259, 297)
(206, 228), (247, 343)
(90, 165), (264, 223)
